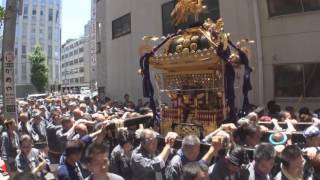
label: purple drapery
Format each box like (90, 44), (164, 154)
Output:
(216, 45), (237, 122)
(228, 41), (253, 113)
(139, 32), (180, 127)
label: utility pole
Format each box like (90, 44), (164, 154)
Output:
(1, 0), (19, 119)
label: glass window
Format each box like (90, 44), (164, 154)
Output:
(303, 0), (320, 11)
(274, 64), (303, 97)
(23, 5), (28, 19)
(304, 64), (320, 97)
(162, 0), (220, 35)
(267, 0), (320, 17)
(21, 63), (27, 81)
(49, 8), (53, 21)
(96, 42), (101, 54)
(267, 0), (302, 16)
(79, 47), (84, 53)
(274, 63), (320, 97)
(22, 45), (27, 54)
(162, 1), (175, 35)
(112, 13), (131, 39)
(56, 10), (60, 22)
(48, 45), (53, 59)
(48, 33), (53, 40)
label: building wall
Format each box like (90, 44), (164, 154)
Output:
(61, 38), (89, 92)
(14, 0), (61, 96)
(257, 1), (320, 110)
(89, 0), (97, 90)
(96, 0), (170, 103)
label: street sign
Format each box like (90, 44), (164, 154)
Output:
(3, 51), (16, 113)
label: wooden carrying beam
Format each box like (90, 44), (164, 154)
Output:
(258, 122), (312, 131)
(105, 115), (152, 130)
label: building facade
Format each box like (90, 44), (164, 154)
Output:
(89, 0), (97, 90)
(61, 37), (90, 93)
(96, 0), (320, 110)
(14, 0), (61, 97)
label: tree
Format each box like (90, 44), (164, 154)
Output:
(0, 6), (5, 21)
(29, 46), (48, 93)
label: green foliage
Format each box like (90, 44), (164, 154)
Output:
(0, 6), (5, 21)
(29, 46), (48, 93)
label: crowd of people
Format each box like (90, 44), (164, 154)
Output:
(0, 94), (319, 180)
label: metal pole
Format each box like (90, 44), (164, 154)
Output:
(1, 0), (19, 119)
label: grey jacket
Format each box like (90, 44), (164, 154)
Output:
(209, 158), (241, 180)
(130, 145), (165, 180)
(15, 148), (40, 172)
(46, 122), (64, 153)
(109, 144), (132, 179)
(1, 131), (19, 162)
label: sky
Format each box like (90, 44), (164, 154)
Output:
(0, 0), (91, 43)
(61, 0), (91, 43)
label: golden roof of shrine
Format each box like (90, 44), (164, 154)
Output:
(149, 19), (228, 72)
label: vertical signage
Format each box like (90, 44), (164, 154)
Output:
(3, 51), (16, 114)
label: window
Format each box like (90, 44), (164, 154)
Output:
(267, 0), (320, 17)
(48, 33), (53, 40)
(32, 9), (36, 15)
(80, 77), (85, 83)
(56, 10), (60, 22)
(79, 67), (84, 73)
(112, 13), (131, 39)
(49, 8), (53, 21)
(162, 0), (220, 35)
(22, 45), (26, 54)
(48, 45), (53, 59)
(21, 63), (27, 81)
(274, 63), (320, 97)
(74, 59), (79, 64)
(79, 57), (84, 63)
(24, 6), (28, 15)
(96, 42), (101, 54)
(23, 5), (28, 18)
(162, 1), (175, 36)
(74, 49), (78, 55)
(79, 47), (84, 53)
